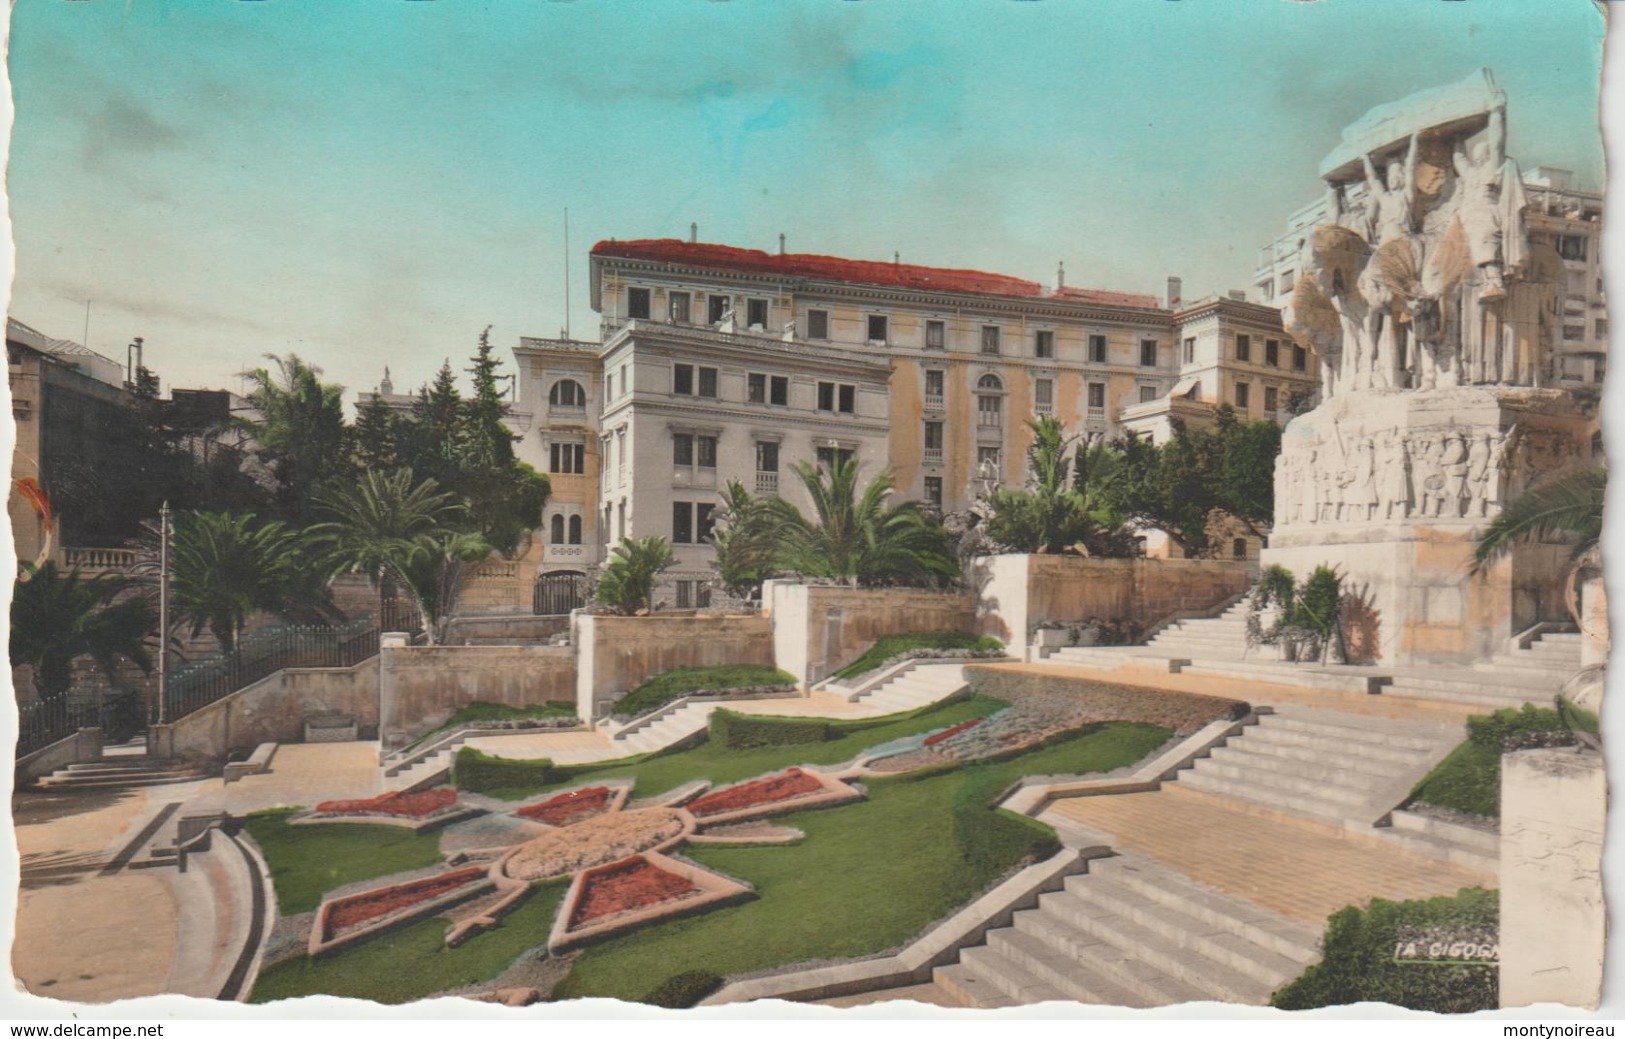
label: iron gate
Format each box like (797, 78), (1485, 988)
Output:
(534, 570), (588, 615)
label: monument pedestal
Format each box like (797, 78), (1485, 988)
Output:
(1263, 386), (1593, 666)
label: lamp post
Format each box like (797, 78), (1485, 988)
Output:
(157, 501), (170, 726)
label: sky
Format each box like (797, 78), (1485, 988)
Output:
(1, 0), (1608, 407)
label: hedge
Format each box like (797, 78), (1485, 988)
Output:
(616, 664), (798, 719)
(1271, 887), (1497, 1012)
(834, 632), (1005, 681)
(452, 747), (561, 795)
(1409, 704), (1567, 818)
(641, 970), (724, 1008)
(709, 709), (831, 750)
(950, 764), (1060, 875)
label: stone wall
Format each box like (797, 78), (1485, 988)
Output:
(972, 554), (1253, 654)
(764, 582), (976, 686)
(1499, 747), (1606, 1009)
(574, 612), (774, 720)
(963, 665), (1248, 735)
(442, 613), (570, 645)
(15, 727), (103, 783)
(379, 640), (576, 748)
(150, 656), (380, 767)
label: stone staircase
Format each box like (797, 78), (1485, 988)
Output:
(844, 663), (967, 713)
(611, 700), (718, 755)
(1046, 597), (1266, 671)
(935, 851), (1322, 1008)
(1170, 705), (1457, 829)
(1381, 629), (1581, 710)
(35, 757), (207, 792)
(1378, 808), (1499, 874)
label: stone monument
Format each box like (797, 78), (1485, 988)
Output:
(1268, 69), (1599, 666)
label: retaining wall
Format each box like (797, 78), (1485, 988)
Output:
(573, 612), (774, 721)
(765, 582), (976, 686)
(964, 665), (1248, 735)
(379, 641), (576, 749)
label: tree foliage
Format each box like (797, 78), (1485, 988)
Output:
(596, 536), (675, 615)
(239, 354), (350, 520)
(1472, 464), (1604, 571)
(772, 456), (958, 586)
(983, 416), (1135, 555)
(709, 480), (782, 599)
(10, 563), (156, 699)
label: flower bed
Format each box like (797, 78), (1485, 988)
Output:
(923, 717), (986, 748)
(502, 807), (688, 882)
(320, 867), (485, 938)
(686, 768), (824, 818)
(313, 788), (459, 819)
(517, 786), (614, 827)
(570, 855), (699, 927)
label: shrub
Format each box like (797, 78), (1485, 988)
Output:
(616, 664), (797, 719)
(710, 709), (831, 750)
(835, 631), (1005, 680)
(596, 535), (674, 615)
(452, 747), (559, 795)
(642, 970), (724, 1008)
(1271, 888), (1497, 1012)
(1466, 703), (1565, 750)
(1411, 704), (1569, 818)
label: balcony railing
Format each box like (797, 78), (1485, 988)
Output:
(673, 465), (718, 490)
(1086, 406), (1107, 423)
(977, 411), (1003, 429)
(547, 544), (587, 559)
(924, 447), (943, 464)
(924, 393), (944, 410)
(1035, 400), (1054, 414)
(61, 547), (139, 573)
(755, 471), (779, 495)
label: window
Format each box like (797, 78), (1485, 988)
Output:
(1183, 337), (1196, 364)
(668, 291), (691, 324)
(673, 433), (694, 466)
(568, 515), (582, 545)
(1034, 330), (1054, 359)
(1264, 386), (1279, 414)
(708, 294), (730, 324)
(1087, 382), (1106, 409)
(1140, 339), (1159, 367)
(1232, 537), (1247, 560)
(697, 503), (716, 542)
(817, 445), (855, 470)
(747, 298), (768, 329)
(808, 309), (829, 340)
(549, 442), (585, 474)
(1597, 318), (1610, 339)
(627, 288), (651, 320)
(977, 394), (1002, 426)
(977, 373), (1003, 391)
(697, 435), (717, 469)
(673, 364), (694, 395)
(617, 501), (625, 539)
(838, 384), (855, 414)
(606, 372), (615, 400)
(1265, 339), (1280, 367)
(1235, 382), (1251, 409)
(1089, 334), (1107, 364)
(550, 514), (565, 544)
(981, 325), (1002, 355)
(550, 379), (586, 406)
(924, 420), (944, 459)
(698, 367), (718, 398)
(672, 502), (694, 544)
(1035, 378), (1054, 413)
(818, 382), (856, 414)
(675, 581), (692, 609)
(1557, 235), (1587, 262)
(977, 445), (1001, 469)
(925, 369), (945, 402)
(1293, 344), (1308, 371)
(770, 375), (788, 405)
(867, 315), (889, 343)
(756, 440), (779, 473)
(817, 382), (834, 411)
(925, 320), (946, 350)
(1236, 334), (1252, 362)
(748, 373), (767, 403)
(1139, 385), (1158, 403)
(924, 476), (943, 509)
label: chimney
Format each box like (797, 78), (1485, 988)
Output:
(1165, 276), (1183, 309)
(894, 251), (901, 267)
(689, 222), (698, 244)
(778, 233), (786, 256)
(1057, 261), (1066, 290)
(1228, 289), (1248, 302)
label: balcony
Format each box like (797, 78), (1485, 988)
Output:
(923, 447), (943, 465)
(673, 465), (718, 490)
(1034, 399), (1054, 415)
(924, 392), (944, 411)
(1086, 406), (1107, 425)
(755, 471), (779, 495)
(546, 544), (587, 559)
(977, 411), (1003, 429)
(548, 403), (588, 422)
(61, 547), (139, 573)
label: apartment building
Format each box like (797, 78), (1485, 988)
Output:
(1253, 165), (1607, 386)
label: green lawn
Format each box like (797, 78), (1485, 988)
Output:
(834, 631), (1004, 680)
(407, 700), (578, 751)
(615, 664), (798, 718)
(469, 693), (1005, 801)
(250, 882), (568, 1005)
(1409, 704), (1566, 819)
(243, 811), (446, 915)
(552, 721), (1172, 1003)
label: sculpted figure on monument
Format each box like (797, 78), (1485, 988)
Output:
(1355, 438), (1381, 521)
(1442, 431), (1473, 518)
(1450, 106), (1526, 304)
(1382, 431), (1414, 520)
(1362, 133), (1421, 247)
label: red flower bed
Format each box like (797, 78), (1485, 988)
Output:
(516, 786), (613, 826)
(314, 788), (458, 818)
(686, 768), (823, 818)
(924, 717), (986, 748)
(571, 855), (697, 926)
(322, 867), (484, 936)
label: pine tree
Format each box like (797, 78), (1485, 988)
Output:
(460, 325), (516, 472)
(353, 394), (399, 471)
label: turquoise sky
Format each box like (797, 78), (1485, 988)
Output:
(3, 0), (1607, 403)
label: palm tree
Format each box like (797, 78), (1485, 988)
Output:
(306, 468), (475, 643)
(709, 480), (782, 600)
(1473, 464), (1605, 637)
(596, 536), (675, 615)
(10, 563), (155, 700)
(774, 455), (958, 586)
(240, 353), (350, 519)
(986, 417), (1134, 555)
(158, 511), (340, 651)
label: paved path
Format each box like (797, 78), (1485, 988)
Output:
(188, 742), (385, 816)
(1047, 785), (1493, 926)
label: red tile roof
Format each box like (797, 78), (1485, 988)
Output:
(1052, 285), (1163, 309)
(592, 239), (1163, 309)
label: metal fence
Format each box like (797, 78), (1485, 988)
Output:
(17, 689), (145, 760)
(164, 617), (382, 722)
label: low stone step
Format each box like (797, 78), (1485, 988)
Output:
(1237, 725), (1435, 766)
(1004, 911), (1211, 1007)
(986, 925), (1166, 1007)
(1262, 714), (1442, 752)
(1382, 685), (1537, 710)
(943, 947), (1060, 1007)
(1391, 809), (1499, 854)
(1086, 858), (1321, 963)
(1207, 743), (1395, 786)
(1376, 826), (1498, 875)
(1188, 759), (1373, 809)
(1173, 769), (1355, 826)
(37, 773), (202, 790)
(1035, 889), (1280, 1002)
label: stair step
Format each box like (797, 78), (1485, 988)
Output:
(985, 927), (1165, 1008)
(944, 947), (1060, 1007)
(1188, 759), (1373, 808)
(1001, 913), (1212, 1007)
(1236, 726), (1434, 766)
(1174, 770), (1355, 825)
(1390, 809), (1499, 854)
(1262, 714), (1442, 752)
(1377, 827), (1498, 874)
(1206, 743), (1395, 786)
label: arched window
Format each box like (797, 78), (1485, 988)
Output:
(568, 515), (582, 545)
(977, 373), (1003, 391)
(550, 514), (565, 544)
(976, 373), (1003, 427)
(550, 379), (586, 407)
